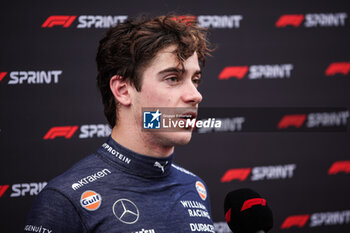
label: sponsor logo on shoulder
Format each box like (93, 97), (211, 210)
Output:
(80, 190), (102, 211)
(132, 229), (155, 233)
(171, 164), (196, 177)
(24, 224), (52, 233)
(196, 181), (207, 201)
(102, 143), (132, 164)
(71, 168), (111, 190)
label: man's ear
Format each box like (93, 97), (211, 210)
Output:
(110, 75), (132, 106)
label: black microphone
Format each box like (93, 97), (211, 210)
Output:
(224, 188), (273, 233)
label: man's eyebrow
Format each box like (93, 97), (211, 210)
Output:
(158, 67), (185, 75)
(158, 67), (202, 76)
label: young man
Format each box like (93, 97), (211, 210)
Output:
(24, 15), (214, 233)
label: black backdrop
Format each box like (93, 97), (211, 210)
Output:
(1, 0), (350, 232)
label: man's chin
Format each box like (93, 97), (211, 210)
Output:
(162, 131), (193, 146)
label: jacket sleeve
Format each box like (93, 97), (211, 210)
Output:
(24, 188), (87, 233)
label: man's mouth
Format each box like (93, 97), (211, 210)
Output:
(176, 111), (197, 130)
(177, 111), (197, 120)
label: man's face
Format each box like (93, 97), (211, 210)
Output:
(130, 44), (203, 147)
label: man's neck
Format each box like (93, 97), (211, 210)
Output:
(110, 124), (174, 158)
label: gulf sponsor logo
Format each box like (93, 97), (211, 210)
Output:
(276, 13), (348, 28)
(195, 181), (207, 201)
(80, 190), (102, 211)
(219, 64), (293, 80)
(221, 164), (296, 183)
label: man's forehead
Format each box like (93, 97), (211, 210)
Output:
(152, 45), (179, 64)
(151, 45), (200, 72)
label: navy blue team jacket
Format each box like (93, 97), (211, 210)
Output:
(24, 137), (215, 233)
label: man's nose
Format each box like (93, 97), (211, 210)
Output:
(181, 80), (203, 105)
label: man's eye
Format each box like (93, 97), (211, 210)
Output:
(165, 76), (179, 84)
(192, 78), (201, 86)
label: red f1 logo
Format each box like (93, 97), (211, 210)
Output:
(281, 214), (309, 229)
(171, 15), (197, 25)
(0, 185), (9, 198)
(276, 15), (304, 27)
(328, 160), (350, 175)
(278, 114), (307, 129)
(325, 62), (350, 76)
(43, 126), (78, 139)
(42, 15), (77, 28)
(218, 66), (249, 80)
(241, 198), (266, 211)
(0, 72), (7, 82)
(221, 168), (251, 182)
(225, 208), (232, 223)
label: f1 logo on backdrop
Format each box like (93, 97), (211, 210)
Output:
(172, 15), (243, 28)
(281, 210), (350, 229)
(42, 15), (128, 28)
(0, 185), (9, 198)
(325, 62), (350, 76)
(278, 111), (349, 129)
(328, 160), (350, 175)
(221, 164), (296, 183)
(43, 124), (112, 140)
(43, 126), (78, 139)
(218, 64), (294, 80)
(281, 215), (310, 229)
(278, 114), (307, 129)
(276, 15), (305, 27)
(0, 182), (47, 198)
(0, 70), (62, 85)
(42, 15), (243, 29)
(276, 13), (348, 28)
(42, 16), (77, 28)
(0, 72), (7, 82)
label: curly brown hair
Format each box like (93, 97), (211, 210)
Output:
(96, 15), (212, 127)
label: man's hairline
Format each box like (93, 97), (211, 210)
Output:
(136, 46), (202, 91)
